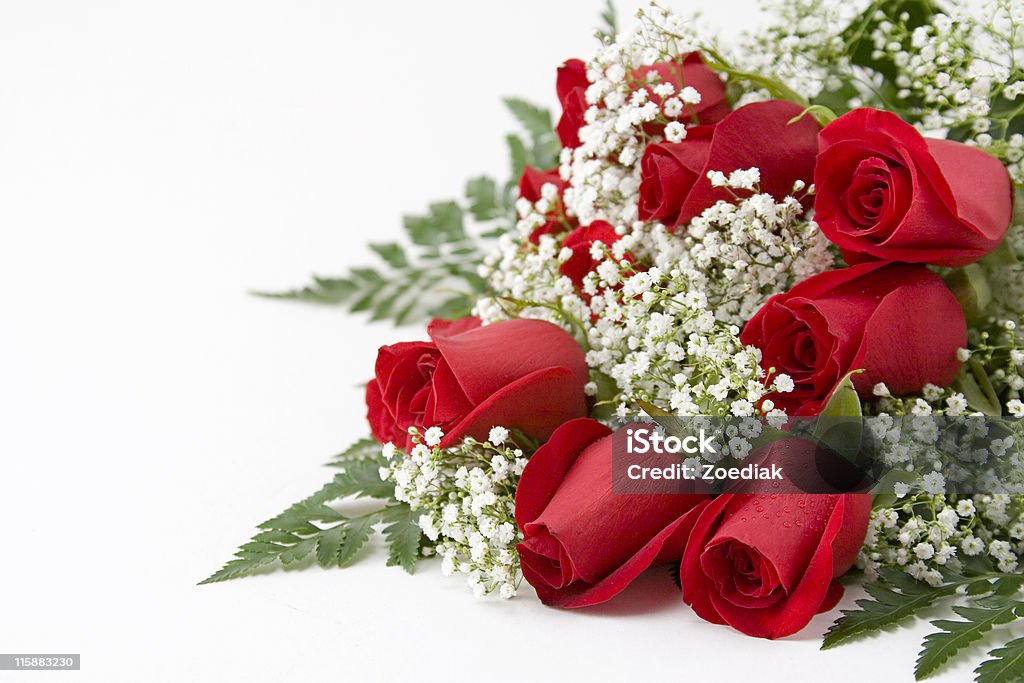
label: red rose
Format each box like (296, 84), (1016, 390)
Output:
(518, 165), (573, 244)
(365, 317), (588, 450)
(556, 59), (589, 149)
(631, 52), (729, 126)
(518, 165), (567, 204)
(558, 221), (628, 289)
(814, 108), (1013, 267)
(638, 100), (820, 229)
(557, 52), (729, 150)
(515, 419), (708, 607)
(680, 475), (871, 639)
(740, 261), (966, 415)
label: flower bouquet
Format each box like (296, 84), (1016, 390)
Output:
(205, 1), (1024, 679)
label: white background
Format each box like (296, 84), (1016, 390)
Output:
(0, 1), (984, 681)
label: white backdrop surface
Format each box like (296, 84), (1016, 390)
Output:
(0, 1), (982, 681)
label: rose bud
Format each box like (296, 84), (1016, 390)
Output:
(515, 418), (709, 607)
(556, 59), (589, 149)
(518, 165), (572, 244)
(680, 477), (871, 639)
(814, 108), (1012, 267)
(740, 261), (966, 415)
(638, 100), (820, 229)
(365, 317), (588, 450)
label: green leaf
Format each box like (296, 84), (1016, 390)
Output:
(326, 437), (382, 467)
(636, 398), (673, 417)
(315, 524), (347, 568)
(338, 514), (376, 567)
(324, 457), (396, 501)
(916, 600), (1022, 680)
(199, 555), (279, 584)
(200, 456), (405, 584)
(403, 201), (466, 247)
(871, 468), (918, 509)
(465, 175), (503, 221)
(822, 577), (957, 649)
(813, 370), (864, 463)
(597, 0), (617, 41)
(842, 0), (938, 83)
(279, 537), (317, 565)
(503, 98), (552, 143)
(379, 504), (423, 574)
(946, 264), (993, 321)
(981, 237), (1019, 268)
(369, 242), (408, 269)
(975, 636), (1024, 683)
(956, 358), (1002, 417)
(252, 276), (359, 305)
(506, 134), (528, 179)
(817, 370), (864, 419)
(429, 294), (475, 320)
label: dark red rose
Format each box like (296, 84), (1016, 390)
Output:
(366, 317), (588, 450)
(515, 419), (708, 607)
(556, 59), (589, 149)
(638, 100), (820, 229)
(740, 261), (966, 415)
(631, 51), (729, 126)
(558, 221), (628, 289)
(815, 108), (1013, 267)
(680, 466), (871, 639)
(518, 165), (573, 244)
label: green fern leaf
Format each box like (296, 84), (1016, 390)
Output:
(201, 455), (410, 584)
(975, 636), (1024, 683)
(326, 437), (382, 467)
(822, 579), (957, 649)
(916, 600), (1022, 679)
(380, 504), (422, 574)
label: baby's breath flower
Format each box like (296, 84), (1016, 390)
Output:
(380, 433), (524, 598)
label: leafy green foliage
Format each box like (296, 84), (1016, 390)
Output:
(825, 564), (1024, 683)
(916, 597), (1023, 680)
(326, 437), (388, 467)
(201, 441), (425, 584)
(379, 504), (422, 574)
(976, 636), (1024, 683)
(823, 568), (958, 649)
(255, 201), (487, 324)
(813, 370), (863, 463)
(256, 96), (559, 326)
(465, 176), (502, 221)
(956, 357), (1003, 417)
(597, 0), (617, 42)
(503, 98), (560, 179)
(842, 0), (937, 80)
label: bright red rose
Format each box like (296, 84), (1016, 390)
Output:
(556, 59), (589, 149)
(518, 165), (573, 244)
(515, 419), (708, 607)
(740, 261), (966, 415)
(518, 165), (567, 204)
(365, 317), (588, 450)
(631, 52), (729, 126)
(557, 52), (729, 149)
(638, 100), (820, 229)
(558, 221), (628, 289)
(680, 471), (871, 639)
(814, 108), (1013, 267)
